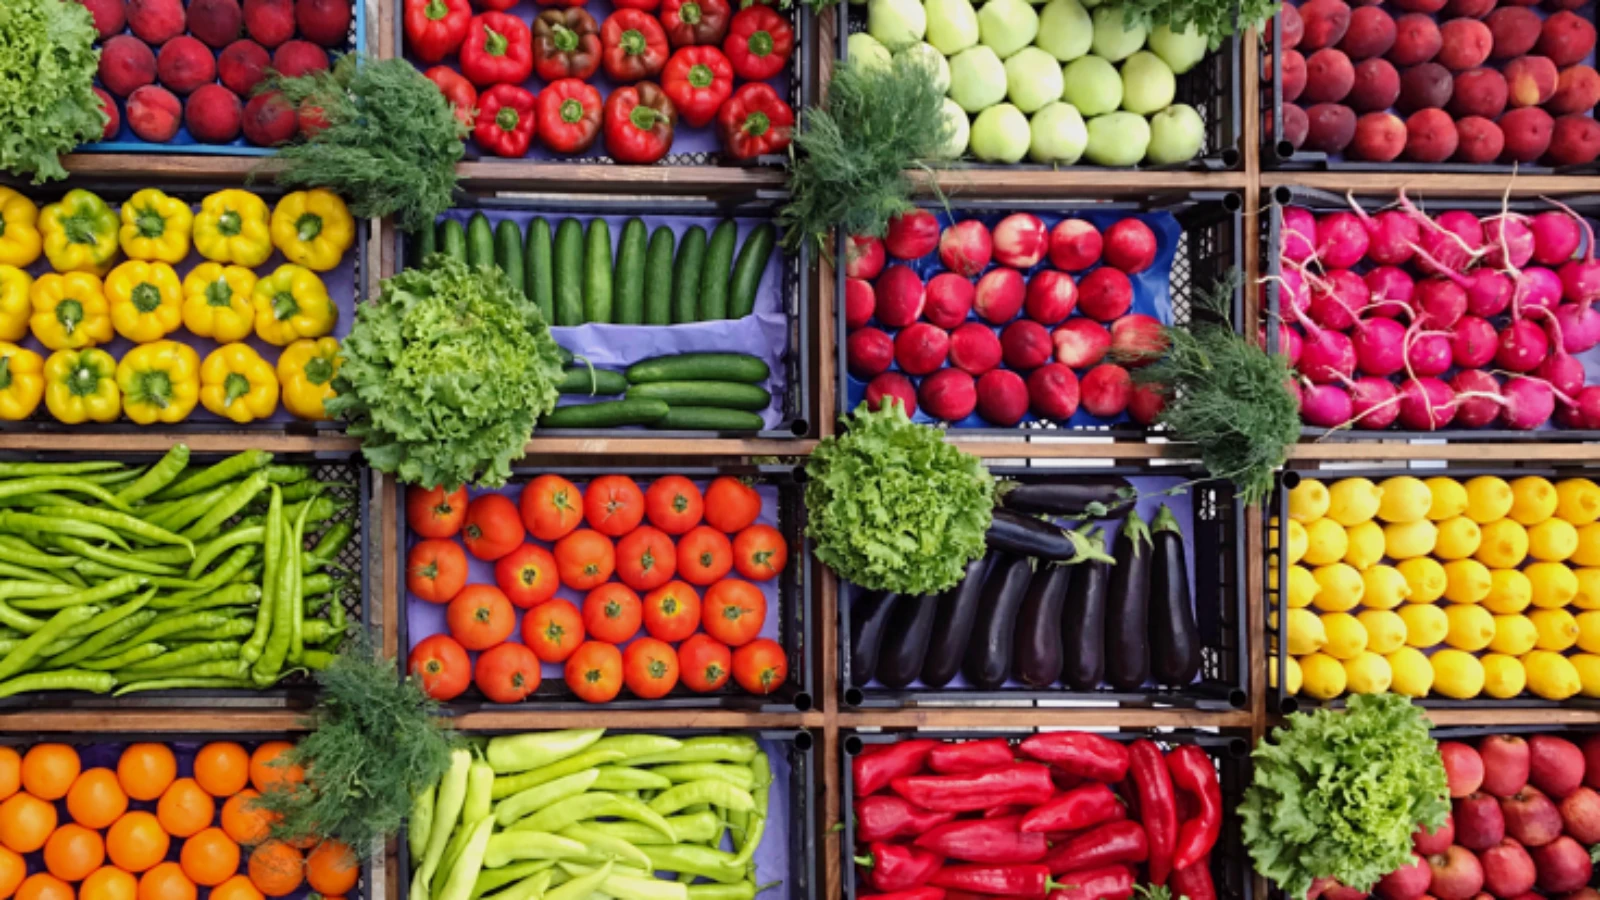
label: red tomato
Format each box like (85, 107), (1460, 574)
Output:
(701, 579), (766, 647)
(676, 526), (732, 585)
(676, 634), (731, 693)
(554, 529), (615, 590)
(644, 475), (703, 535)
(731, 524), (787, 581)
(732, 638), (787, 695)
(406, 539), (468, 604)
(642, 580), (701, 643)
(408, 634), (470, 700)
(407, 485), (468, 539)
(462, 494), (525, 561)
(704, 477), (761, 533)
(446, 584), (516, 650)
(474, 642), (541, 703)
(584, 476), (646, 537)
(564, 641), (623, 703)
(582, 583), (642, 644)
(520, 475), (584, 542)
(615, 526), (677, 592)
(623, 637), (679, 700)
(523, 600), (585, 663)
(494, 543), (560, 609)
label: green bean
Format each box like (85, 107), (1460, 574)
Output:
(152, 450), (273, 501)
(0, 605), (99, 680)
(122, 641), (242, 675)
(47, 608), (159, 668)
(0, 513), (131, 550)
(0, 561), (67, 584)
(12, 574), (145, 612)
(0, 670), (115, 697)
(265, 465), (310, 484)
(286, 497), (310, 665)
(36, 506), (194, 554)
(0, 462), (121, 477)
(153, 583), (261, 614)
(0, 537), (80, 570)
(648, 765), (755, 791)
(251, 499), (294, 684)
(0, 477), (134, 511)
(182, 470), (272, 541)
(115, 445), (189, 504)
(242, 486), (281, 665)
(111, 675), (252, 695)
(186, 527), (263, 580)
(83, 643), (168, 670)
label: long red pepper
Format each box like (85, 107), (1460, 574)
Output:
(929, 738), (1016, 774)
(984, 804), (1027, 820)
(929, 864), (1060, 898)
(1129, 740), (1178, 886)
(891, 764), (1056, 813)
(1166, 745), (1223, 871)
(858, 795), (958, 843)
(1020, 783), (1125, 834)
(1017, 733), (1130, 782)
(855, 740), (940, 796)
(857, 842), (944, 892)
(861, 888), (947, 900)
(1041, 820), (1148, 875)
(1046, 865), (1135, 900)
(914, 815), (1049, 864)
(1171, 859), (1217, 900)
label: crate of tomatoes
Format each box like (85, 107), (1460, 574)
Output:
(400, 465), (811, 710)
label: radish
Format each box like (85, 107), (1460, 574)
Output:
(1554, 302), (1600, 353)
(1536, 352), (1586, 399)
(1513, 267), (1564, 317)
(1364, 266), (1415, 316)
(1483, 213), (1535, 270)
(846, 235), (886, 280)
(1298, 328), (1356, 383)
(1412, 277), (1467, 329)
(1259, 323), (1304, 366)
(1351, 316), (1408, 376)
(1451, 370), (1502, 428)
(1300, 382), (1353, 428)
(1315, 211), (1371, 269)
(1028, 363), (1081, 420)
(1308, 269), (1368, 330)
(976, 369), (1030, 425)
(1397, 377), (1457, 431)
(1497, 377), (1558, 430)
(1080, 364), (1132, 417)
(1406, 329), (1453, 377)
(1282, 206), (1318, 264)
(1433, 210), (1486, 265)
(1348, 204), (1420, 266)
(1548, 198), (1600, 306)
(1450, 315), (1498, 369)
(1570, 385), (1600, 428)
(1398, 192), (1482, 275)
(1463, 269), (1513, 318)
(865, 373), (918, 415)
(1531, 209), (1583, 266)
(1495, 318), (1550, 372)
(1347, 376), (1400, 429)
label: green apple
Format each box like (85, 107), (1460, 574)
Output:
(925, 0), (981, 55)
(1084, 111), (1150, 165)
(898, 42), (952, 94)
(1035, 0), (1092, 61)
(933, 98), (972, 158)
(1120, 51), (1174, 114)
(869, 0), (926, 51)
(1004, 47), (1064, 113)
(970, 103), (1031, 162)
(948, 45), (1008, 112)
(1029, 101), (1087, 163)
(977, 0), (1039, 59)
(1148, 22), (1209, 74)
(847, 33), (894, 70)
(1061, 55), (1121, 115)
(1090, 6), (1146, 61)
(1147, 102), (1204, 163)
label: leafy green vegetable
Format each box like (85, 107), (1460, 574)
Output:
(1241, 694), (1449, 900)
(1115, 0), (1279, 48)
(805, 402), (995, 596)
(0, 0), (106, 183)
(327, 255), (564, 490)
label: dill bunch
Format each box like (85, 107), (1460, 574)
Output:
(779, 55), (950, 257)
(263, 55), (466, 234)
(1132, 269), (1300, 505)
(256, 632), (454, 855)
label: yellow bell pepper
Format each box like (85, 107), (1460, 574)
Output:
(0, 188), (42, 268)
(193, 190), (273, 268)
(0, 266), (32, 343)
(30, 273), (112, 351)
(44, 348), (120, 424)
(181, 263), (257, 343)
(253, 264), (337, 346)
(106, 260), (183, 343)
(40, 189), (121, 276)
(201, 343), (279, 424)
(277, 337), (340, 421)
(116, 340), (199, 425)
(0, 343), (44, 421)
(270, 190), (355, 272)
(118, 189), (193, 264)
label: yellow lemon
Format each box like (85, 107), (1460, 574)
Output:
(1385, 519), (1438, 560)
(1490, 614), (1539, 656)
(1312, 564), (1365, 613)
(1442, 559), (1493, 605)
(1343, 520), (1387, 570)
(1576, 610), (1600, 653)
(1476, 519), (1529, 569)
(1361, 565), (1411, 610)
(1556, 478), (1600, 526)
(1465, 476), (1515, 524)
(1303, 519), (1350, 566)
(1531, 608), (1580, 651)
(1328, 478), (1384, 526)
(1575, 523), (1600, 566)
(1523, 650), (1581, 700)
(1573, 568), (1600, 610)
(1343, 652), (1393, 694)
(1357, 609), (1408, 655)
(1387, 647), (1434, 697)
(1286, 565), (1321, 609)
(1528, 562), (1579, 609)
(1431, 649), (1486, 699)
(1444, 603), (1497, 651)
(1481, 654), (1526, 699)
(1298, 652), (1347, 700)
(1530, 518), (1580, 562)
(1484, 569), (1533, 614)
(1271, 517), (1309, 564)
(1426, 477), (1469, 521)
(1400, 604), (1449, 648)
(1398, 557), (1448, 604)
(1571, 654), (1600, 697)
(1287, 608), (1328, 656)
(1433, 517), (1482, 560)
(1510, 476), (1559, 525)
(1284, 656), (1303, 695)
(1321, 612), (1369, 660)
(1378, 476), (1433, 523)
(1288, 478), (1330, 523)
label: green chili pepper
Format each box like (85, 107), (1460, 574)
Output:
(265, 464), (310, 484)
(47, 609), (159, 667)
(84, 642), (168, 670)
(495, 769), (600, 826)
(436, 760), (497, 893)
(153, 583), (261, 615)
(728, 753), (769, 868)
(286, 499), (310, 665)
(111, 676), (252, 695)
(0, 477), (135, 511)
(0, 461), (122, 477)
(33, 507), (194, 554)
(415, 749), (473, 900)
(558, 823), (654, 871)
(304, 521), (354, 572)
(582, 812), (723, 846)
(617, 736), (759, 767)
(482, 869), (553, 900)
(300, 618), (336, 644)
(592, 766), (673, 792)
(648, 780), (756, 817)
(0, 561), (67, 584)
(559, 862), (688, 900)
(284, 496), (338, 528)
(438, 816), (496, 900)
(82, 466), (145, 486)
(157, 547), (260, 608)
(505, 792), (619, 836)
(152, 450), (273, 501)
(181, 471), (272, 542)
(483, 831), (590, 868)
(161, 618), (255, 642)
(326, 585), (347, 633)
(116, 658), (249, 681)
(121, 640), (242, 674)
(471, 861), (551, 900)
(649, 764), (756, 791)
(274, 480), (326, 505)
(105, 612), (231, 659)
(12, 574), (145, 612)
(0, 605), (98, 680)
(0, 536), (80, 570)
(186, 527), (264, 580)
(490, 748), (627, 801)
(241, 486), (282, 665)
(641, 845), (745, 885)
(301, 649), (334, 669)
(487, 730), (606, 774)
(410, 783), (436, 864)
(0, 513), (132, 550)
(114, 445), (189, 504)
(544, 860), (612, 900)
(0, 669), (115, 697)
(686, 881), (779, 900)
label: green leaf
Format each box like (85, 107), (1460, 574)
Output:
(0, 0), (107, 183)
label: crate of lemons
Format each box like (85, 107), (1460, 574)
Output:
(1273, 473), (1600, 704)
(0, 186), (351, 426)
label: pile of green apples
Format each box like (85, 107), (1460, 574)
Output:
(851, 0), (1213, 165)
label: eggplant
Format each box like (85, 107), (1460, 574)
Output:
(987, 508), (1121, 562)
(921, 554), (992, 688)
(876, 593), (940, 688)
(847, 590), (898, 687)
(1104, 508), (1154, 691)
(1013, 561), (1074, 687)
(997, 478), (1134, 518)
(1149, 505), (1201, 686)
(962, 554), (1035, 690)
(1062, 529), (1111, 691)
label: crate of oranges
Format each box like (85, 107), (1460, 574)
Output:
(0, 738), (365, 900)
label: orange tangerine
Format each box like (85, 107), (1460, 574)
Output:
(117, 745), (176, 802)
(106, 811), (169, 874)
(305, 841), (358, 897)
(0, 846), (24, 900)
(193, 744), (249, 798)
(81, 867), (137, 900)
(0, 749), (19, 803)
(210, 875), (263, 900)
(20, 746), (79, 802)
(0, 793), (56, 854)
(179, 829), (239, 888)
(43, 823), (104, 882)
(137, 863), (196, 900)
(247, 744), (301, 796)
(67, 768), (128, 830)
(156, 779), (214, 839)
(220, 790), (274, 846)
(16, 874), (71, 900)
(246, 841), (302, 898)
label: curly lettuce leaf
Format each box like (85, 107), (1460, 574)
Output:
(0, 0), (107, 183)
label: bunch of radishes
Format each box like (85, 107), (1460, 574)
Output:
(1272, 191), (1600, 432)
(844, 209), (1171, 427)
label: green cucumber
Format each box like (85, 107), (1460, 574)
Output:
(698, 221), (737, 320)
(556, 345), (574, 365)
(727, 223), (776, 319)
(440, 219), (468, 263)
(651, 407), (765, 431)
(541, 399), (670, 428)
(672, 226), (707, 324)
(414, 221), (437, 266)
(496, 220), (524, 296)
(613, 218), (648, 325)
(644, 227), (675, 326)
(626, 381), (772, 411)
(526, 217), (554, 325)
(625, 353), (771, 384)
(556, 367), (628, 396)
(553, 218), (585, 327)
(584, 219), (613, 324)
(467, 213), (495, 270)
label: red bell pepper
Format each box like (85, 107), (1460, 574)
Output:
(474, 83), (537, 157)
(928, 865), (1060, 899)
(914, 816), (1048, 865)
(722, 5), (792, 80)
(602, 81), (676, 163)
(1130, 740), (1178, 887)
(613, 0), (661, 11)
(534, 0), (583, 10)
(661, 0), (730, 47)
(424, 66), (478, 126)
(864, 889), (947, 900)
(1171, 859), (1217, 900)
(601, 10), (669, 82)
(854, 740), (938, 797)
(1016, 733), (1130, 783)
(475, 0), (518, 10)
(1167, 746), (1222, 872)
(536, 78), (602, 154)
(460, 12), (533, 87)
(1046, 866), (1135, 900)
(404, 0), (470, 62)
(928, 738), (1015, 775)
(1020, 783), (1125, 835)
(889, 764), (1055, 814)
(660, 46), (733, 128)
(857, 795), (957, 843)
(857, 843), (944, 892)
(715, 82), (792, 159)
(531, 8), (601, 82)
(1041, 821), (1148, 875)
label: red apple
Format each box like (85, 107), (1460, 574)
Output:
(938, 220), (993, 276)
(974, 268), (1026, 324)
(1529, 736), (1585, 798)
(845, 277), (875, 330)
(1480, 838), (1537, 899)
(1558, 785), (1600, 843)
(1532, 836), (1592, 894)
(1454, 793), (1505, 850)
(1441, 742), (1487, 797)
(885, 210), (940, 260)
(1025, 271), (1077, 324)
(993, 213), (1049, 269)
(1378, 853), (1434, 900)
(1053, 319), (1112, 368)
(846, 235), (885, 280)
(1501, 787), (1563, 847)
(874, 265), (926, 328)
(1049, 218), (1103, 271)
(1429, 846), (1485, 900)
(1478, 737), (1530, 798)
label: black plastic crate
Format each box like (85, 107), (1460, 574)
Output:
(840, 729), (1252, 900)
(396, 464), (814, 712)
(837, 463), (1248, 710)
(834, 192), (1242, 434)
(0, 447), (371, 709)
(398, 194), (811, 440)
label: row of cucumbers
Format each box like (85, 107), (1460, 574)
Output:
(417, 213), (778, 326)
(543, 352), (773, 431)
